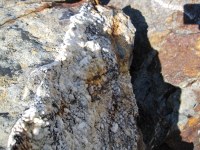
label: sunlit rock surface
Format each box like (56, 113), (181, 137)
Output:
(0, 1), (141, 149)
(102, 0), (200, 149)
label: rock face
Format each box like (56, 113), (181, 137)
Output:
(102, 0), (200, 150)
(0, 1), (140, 149)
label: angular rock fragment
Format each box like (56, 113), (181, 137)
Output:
(0, 1), (141, 149)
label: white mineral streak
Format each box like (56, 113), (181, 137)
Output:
(152, 0), (183, 11)
(7, 3), (138, 150)
(152, 0), (198, 20)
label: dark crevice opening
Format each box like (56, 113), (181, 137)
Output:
(99, 0), (110, 5)
(123, 5), (194, 150)
(58, 0), (82, 3)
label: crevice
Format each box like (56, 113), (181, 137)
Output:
(50, 0), (88, 8)
(123, 5), (194, 150)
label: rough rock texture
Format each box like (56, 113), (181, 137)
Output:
(101, 0), (200, 149)
(0, 1), (141, 149)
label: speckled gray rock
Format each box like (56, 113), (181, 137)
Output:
(0, 1), (141, 150)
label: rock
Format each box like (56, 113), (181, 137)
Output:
(101, 0), (200, 149)
(111, 123), (118, 133)
(0, 0), (141, 149)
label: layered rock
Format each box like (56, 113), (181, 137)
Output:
(101, 0), (200, 149)
(0, 1), (141, 149)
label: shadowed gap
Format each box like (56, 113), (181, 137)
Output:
(123, 5), (194, 150)
(184, 4), (200, 30)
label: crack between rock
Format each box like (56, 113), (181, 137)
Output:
(57, 60), (65, 114)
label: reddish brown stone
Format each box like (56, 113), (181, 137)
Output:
(159, 33), (200, 85)
(181, 117), (200, 150)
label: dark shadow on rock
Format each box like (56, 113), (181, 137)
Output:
(184, 4), (200, 30)
(99, 0), (110, 5)
(123, 5), (194, 150)
(64, 0), (82, 3)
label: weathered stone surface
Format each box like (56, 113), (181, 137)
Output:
(101, 0), (200, 149)
(0, 1), (140, 149)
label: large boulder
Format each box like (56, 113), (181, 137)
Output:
(102, 0), (200, 149)
(0, 1), (141, 149)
